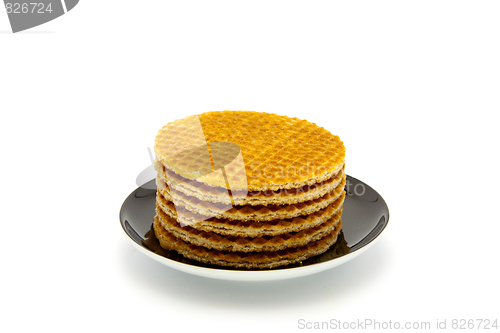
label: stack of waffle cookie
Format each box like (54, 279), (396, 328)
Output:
(153, 111), (346, 269)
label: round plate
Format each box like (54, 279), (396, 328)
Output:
(119, 175), (389, 281)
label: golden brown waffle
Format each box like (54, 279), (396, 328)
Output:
(154, 111), (345, 192)
(156, 190), (345, 237)
(153, 214), (343, 269)
(156, 205), (342, 253)
(159, 176), (346, 221)
(156, 159), (346, 206)
(142, 223), (350, 269)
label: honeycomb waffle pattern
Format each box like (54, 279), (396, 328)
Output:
(154, 115), (213, 179)
(154, 111), (345, 191)
(153, 215), (343, 269)
(157, 159), (346, 206)
(156, 190), (345, 237)
(156, 206), (342, 253)
(160, 176), (346, 221)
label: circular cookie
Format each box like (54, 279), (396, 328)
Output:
(154, 111), (345, 192)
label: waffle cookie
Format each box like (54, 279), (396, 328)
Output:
(154, 111), (345, 192)
(158, 176), (346, 222)
(152, 214), (343, 269)
(156, 206), (342, 253)
(156, 159), (346, 206)
(156, 190), (346, 237)
(152, 111), (346, 269)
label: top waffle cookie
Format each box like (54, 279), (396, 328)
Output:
(154, 111), (345, 192)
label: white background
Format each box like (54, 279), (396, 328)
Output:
(1, 1), (499, 332)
